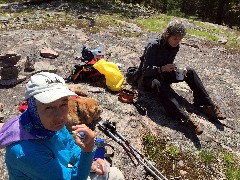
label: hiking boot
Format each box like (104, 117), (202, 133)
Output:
(186, 119), (203, 135)
(200, 105), (226, 120)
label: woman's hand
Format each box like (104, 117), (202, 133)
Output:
(183, 68), (188, 77)
(161, 64), (176, 72)
(91, 158), (110, 175)
(72, 124), (95, 153)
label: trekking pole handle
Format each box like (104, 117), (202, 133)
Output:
(98, 122), (121, 143)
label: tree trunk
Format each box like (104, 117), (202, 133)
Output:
(181, 0), (186, 12)
(215, 0), (227, 25)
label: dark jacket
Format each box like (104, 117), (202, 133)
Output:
(141, 36), (179, 79)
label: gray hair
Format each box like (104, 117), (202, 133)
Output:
(162, 20), (186, 38)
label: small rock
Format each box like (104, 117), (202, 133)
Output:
(0, 66), (19, 79)
(0, 75), (26, 86)
(218, 37), (228, 45)
(177, 160), (184, 167)
(179, 170), (187, 176)
(34, 61), (57, 73)
(40, 47), (59, 59)
(24, 57), (35, 72)
(0, 53), (21, 67)
(87, 87), (104, 93)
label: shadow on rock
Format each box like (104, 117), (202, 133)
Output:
(178, 95), (225, 131)
(135, 92), (202, 148)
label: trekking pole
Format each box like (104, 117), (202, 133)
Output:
(114, 130), (168, 180)
(102, 121), (168, 180)
(98, 122), (138, 166)
(97, 121), (168, 180)
(98, 122), (163, 180)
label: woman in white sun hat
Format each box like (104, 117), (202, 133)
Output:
(0, 72), (124, 180)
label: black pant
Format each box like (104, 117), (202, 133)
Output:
(143, 68), (214, 121)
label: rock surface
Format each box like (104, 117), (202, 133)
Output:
(0, 2), (239, 180)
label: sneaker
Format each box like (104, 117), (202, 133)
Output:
(186, 119), (203, 135)
(200, 105), (226, 120)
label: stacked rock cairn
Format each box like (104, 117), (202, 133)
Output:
(0, 52), (25, 86)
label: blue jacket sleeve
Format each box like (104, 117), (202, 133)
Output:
(5, 128), (96, 180)
(63, 127), (96, 180)
(71, 149), (96, 180)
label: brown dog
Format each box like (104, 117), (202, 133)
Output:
(66, 84), (102, 132)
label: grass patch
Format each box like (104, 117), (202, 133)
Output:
(0, 9), (132, 34)
(199, 150), (216, 165)
(112, 30), (142, 37)
(187, 29), (219, 42)
(143, 133), (165, 161)
(193, 21), (240, 50)
(95, 14), (125, 28)
(222, 152), (240, 180)
(166, 145), (180, 158)
(135, 15), (239, 51)
(143, 134), (240, 179)
(226, 167), (240, 180)
(223, 152), (236, 165)
(136, 14), (172, 33)
(142, 132), (211, 179)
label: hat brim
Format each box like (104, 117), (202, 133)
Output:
(34, 87), (77, 104)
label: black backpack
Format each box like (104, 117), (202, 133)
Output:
(81, 46), (94, 62)
(67, 64), (101, 82)
(67, 46), (101, 82)
(126, 67), (141, 86)
(126, 55), (144, 86)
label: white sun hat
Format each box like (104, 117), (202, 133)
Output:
(24, 72), (77, 103)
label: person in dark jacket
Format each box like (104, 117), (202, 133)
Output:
(141, 20), (226, 135)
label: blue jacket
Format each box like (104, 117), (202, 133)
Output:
(5, 126), (95, 180)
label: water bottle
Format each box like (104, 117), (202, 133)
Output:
(91, 48), (101, 56)
(91, 44), (105, 60)
(92, 138), (109, 180)
(94, 138), (105, 159)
